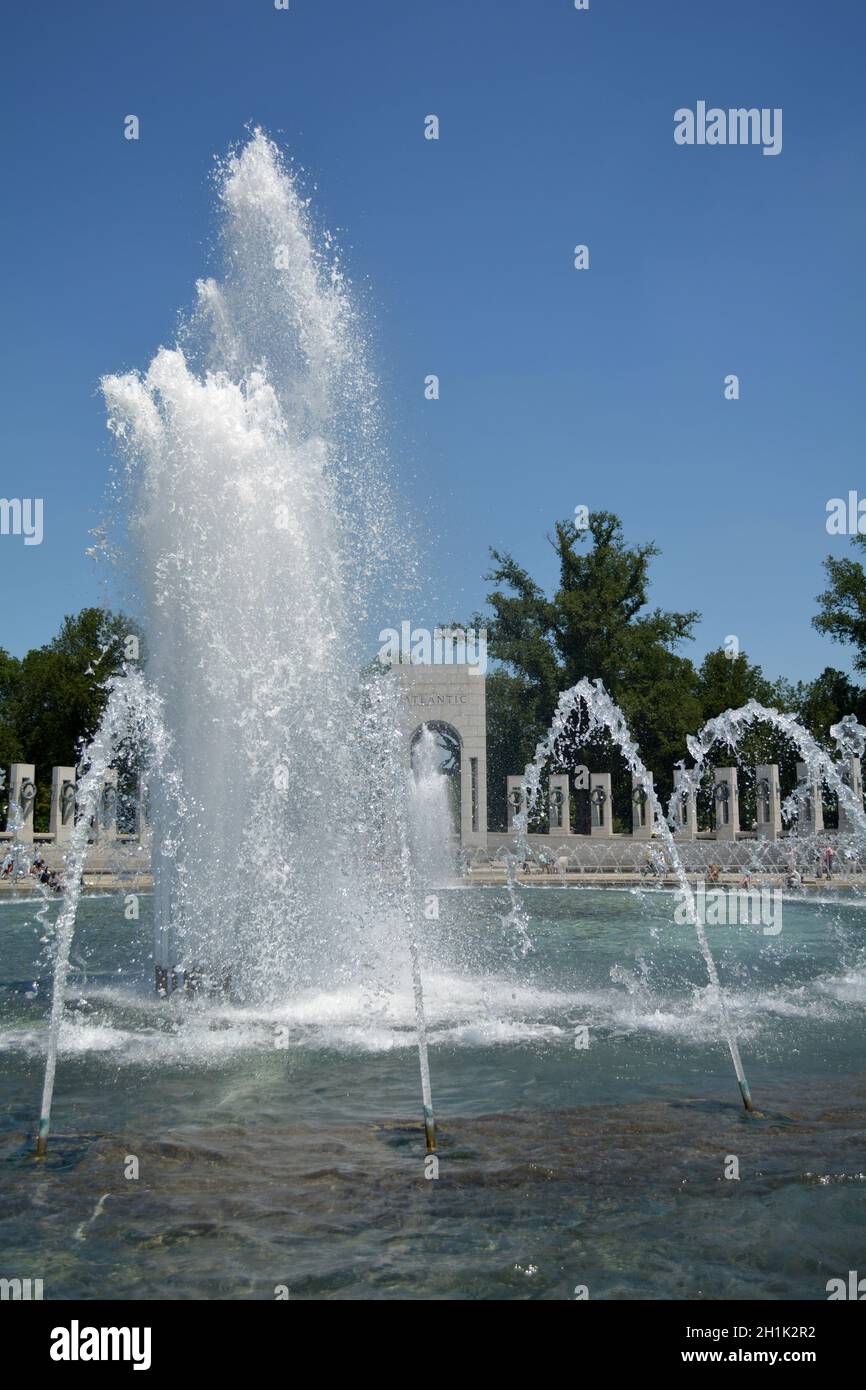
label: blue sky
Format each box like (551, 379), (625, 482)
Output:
(2, 0), (864, 684)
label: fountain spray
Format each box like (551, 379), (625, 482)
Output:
(35, 675), (135, 1155)
(519, 678), (757, 1112)
(681, 701), (866, 845)
(101, 131), (422, 1009)
(98, 132), (439, 1150)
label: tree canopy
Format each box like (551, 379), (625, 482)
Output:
(3, 526), (865, 835)
(0, 608), (138, 829)
(814, 534), (866, 674)
(477, 512), (865, 829)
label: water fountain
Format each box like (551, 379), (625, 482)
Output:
(29, 129), (866, 1184)
(34, 129), (439, 1156)
(510, 682), (866, 1113)
(100, 130), (422, 1006)
(8, 119), (865, 1304)
(513, 679), (756, 1110)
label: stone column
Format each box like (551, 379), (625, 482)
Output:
(712, 767), (739, 840)
(838, 755), (863, 835)
(795, 762), (824, 834)
(672, 767), (698, 840)
(7, 764), (36, 843)
(590, 772), (613, 837)
(474, 750), (488, 849)
(459, 757), (473, 848)
(50, 767), (76, 844)
(548, 774), (571, 836)
(631, 772), (653, 839)
(754, 764), (782, 841)
(133, 773), (148, 839)
(506, 776), (526, 832)
(96, 769), (118, 843)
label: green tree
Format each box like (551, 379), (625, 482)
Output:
(814, 535), (866, 672)
(694, 648), (775, 722)
(0, 649), (24, 770)
(793, 667), (866, 746)
(1, 608), (139, 830)
(693, 649), (795, 829)
(484, 670), (548, 831)
(480, 512), (703, 823)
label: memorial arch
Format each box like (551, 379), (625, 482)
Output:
(394, 664), (488, 847)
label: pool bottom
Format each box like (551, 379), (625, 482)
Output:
(3, 1076), (864, 1301)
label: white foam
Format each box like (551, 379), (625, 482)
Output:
(3, 954), (861, 1065)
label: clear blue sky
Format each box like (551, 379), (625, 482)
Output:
(2, 0), (864, 685)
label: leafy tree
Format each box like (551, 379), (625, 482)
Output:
(480, 512), (703, 822)
(0, 649), (24, 772)
(485, 512), (698, 697)
(1, 609), (139, 829)
(694, 648), (775, 722)
(814, 535), (866, 672)
(484, 670), (548, 831)
(477, 515), (866, 831)
(792, 667), (866, 747)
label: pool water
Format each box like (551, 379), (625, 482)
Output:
(1, 886), (864, 1299)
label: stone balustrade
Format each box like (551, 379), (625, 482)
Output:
(1, 762), (149, 870)
(501, 759), (864, 844)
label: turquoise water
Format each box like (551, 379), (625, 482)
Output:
(1, 886), (864, 1299)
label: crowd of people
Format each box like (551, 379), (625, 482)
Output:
(0, 850), (65, 893)
(498, 842), (847, 888)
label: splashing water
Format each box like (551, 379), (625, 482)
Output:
(36, 669), (176, 1154)
(517, 679), (758, 1107)
(408, 726), (457, 889)
(35, 130), (438, 1154)
(515, 681), (866, 1110)
(100, 130), (423, 1002)
(677, 700), (866, 845)
(34, 131), (866, 1158)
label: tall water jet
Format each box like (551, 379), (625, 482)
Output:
(98, 131), (436, 1142)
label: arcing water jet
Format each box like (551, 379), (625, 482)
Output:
(516, 678), (757, 1111)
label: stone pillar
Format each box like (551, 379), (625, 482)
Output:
(590, 772), (612, 838)
(133, 773), (149, 839)
(506, 776), (526, 832)
(631, 772), (653, 839)
(395, 663), (487, 849)
(6, 764), (36, 842)
(548, 774), (571, 836)
(672, 767), (698, 840)
(754, 764), (782, 841)
(459, 758), (473, 848)
(50, 767), (76, 844)
(838, 755), (863, 835)
(474, 748), (488, 849)
(96, 769), (118, 843)
(712, 767), (739, 840)
(795, 762), (824, 834)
